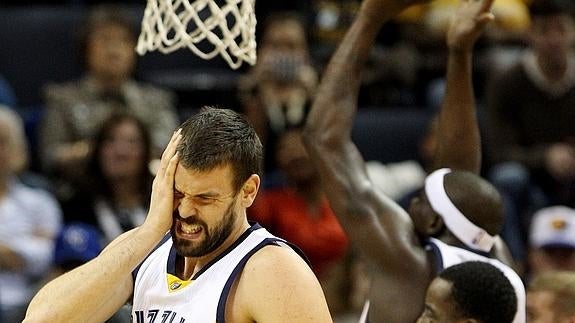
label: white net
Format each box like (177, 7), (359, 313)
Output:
(137, 0), (257, 70)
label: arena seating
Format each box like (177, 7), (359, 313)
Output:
(0, 5), (431, 167)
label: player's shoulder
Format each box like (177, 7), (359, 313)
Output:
(242, 243), (314, 286)
(233, 242), (331, 323)
(248, 243), (308, 270)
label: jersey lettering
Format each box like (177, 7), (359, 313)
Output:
(133, 309), (186, 323)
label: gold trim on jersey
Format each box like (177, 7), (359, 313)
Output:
(166, 273), (193, 292)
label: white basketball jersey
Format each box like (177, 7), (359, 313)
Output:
(427, 238), (526, 323)
(131, 223), (299, 323)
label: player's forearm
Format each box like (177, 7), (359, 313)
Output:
(24, 226), (165, 323)
(304, 10), (385, 144)
(436, 48), (481, 172)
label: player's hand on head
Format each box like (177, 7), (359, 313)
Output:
(145, 128), (182, 235)
(447, 0), (495, 52)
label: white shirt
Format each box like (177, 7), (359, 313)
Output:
(0, 178), (62, 308)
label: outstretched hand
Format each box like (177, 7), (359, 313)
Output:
(144, 128), (182, 235)
(447, 0), (495, 51)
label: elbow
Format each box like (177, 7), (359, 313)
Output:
(24, 309), (73, 323)
(23, 310), (54, 323)
(301, 124), (324, 154)
(23, 299), (66, 323)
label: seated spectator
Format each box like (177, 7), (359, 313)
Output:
(486, 0), (575, 265)
(60, 113), (153, 244)
(39, 4), (178, 185)
(52, 223), (103, 275)
(527, 271), (575, 322)
(527, 205), (575, 276)
(248, 128), (364, 319)
(0, 106), (62, 322)
(238, 12), (318, 184)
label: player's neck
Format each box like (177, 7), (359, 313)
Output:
(180, 218), (251, 279)
(439, 231), (466, 249)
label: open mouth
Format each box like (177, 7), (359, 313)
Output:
(178, 221), (204, 239)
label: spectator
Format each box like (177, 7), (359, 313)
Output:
(0, 106), (62, 322)
(249, 128), (363, 318)
(527, 271), (575, 323)
(486, 0), (575, 263)
(39, 4), (178, 185)
(238, 12), (318, 185)
(527, 205), (575, 276)
(60, 113), (154, 244)
(52, 223), (103, 274)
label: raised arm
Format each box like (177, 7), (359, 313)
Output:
(24, 130), (182, 323)
(302, 0), (428, 276)
(304, 0), (410, 235)
(434, 0), (495, 173)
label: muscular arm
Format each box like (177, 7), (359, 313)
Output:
(24, 228), (164, 323)
(302, 0), (427, 271)
(302, 5), (431, 322)
(25, 129), (183, 323)
(303, 0), (497, 321)
(434, 0), (495, 173)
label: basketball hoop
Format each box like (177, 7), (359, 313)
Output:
(137, 0), (257, 70)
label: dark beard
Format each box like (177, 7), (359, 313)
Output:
(171, 199), (236, 257)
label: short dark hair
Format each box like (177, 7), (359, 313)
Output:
(177, 107), (263, 192)
(440, 261), (517, 323)
(444, 171), (504, 236)
(529, 0), (575, 17)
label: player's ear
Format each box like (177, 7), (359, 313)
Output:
(239, 174), (260, 207)
(427, 213), (445, 236)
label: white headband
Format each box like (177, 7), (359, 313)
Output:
(424, 168), (495, 252)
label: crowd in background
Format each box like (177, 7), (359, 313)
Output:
(1, 0), (575, 322)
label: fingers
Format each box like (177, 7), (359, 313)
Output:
(158, 128), (182, 174)
(477, 12), (495, 26)
(164, 150), (180, 181)
(478, 0), (495, 14)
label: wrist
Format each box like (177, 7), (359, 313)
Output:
(448, 46), (473, 57)
(139, 221), (170, 242)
